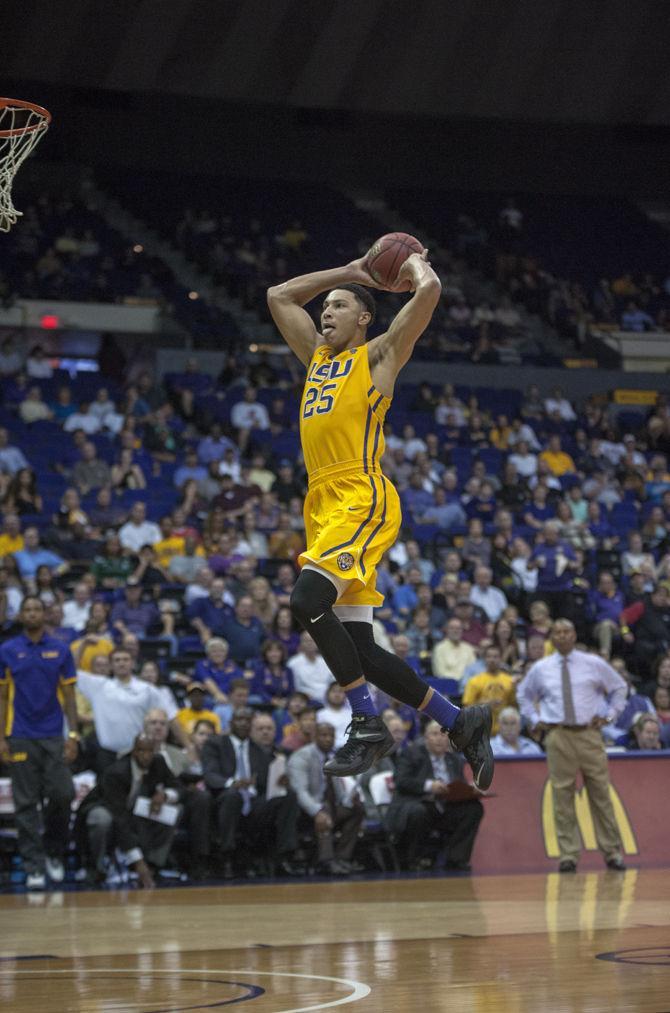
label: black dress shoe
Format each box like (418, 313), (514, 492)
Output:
(188, 860), (211, 882)
(315, 859), (349, 876)
(275, 859), (305, 878)
(559, 860), (577, 873)
(606, 857), (626, 871)
(340, 859), (365, 873)
(445, 861), (471, 873)
(408, 856), (434, 872)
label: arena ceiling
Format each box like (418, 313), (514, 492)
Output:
(6, 0), (670, 126)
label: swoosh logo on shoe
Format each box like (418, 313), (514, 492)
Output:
(310, 614), (325, 623)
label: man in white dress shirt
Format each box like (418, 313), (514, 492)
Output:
(62, 582), (92, 633)
(490, 707), (543, 757)
(518, 619), (627, 873)
(317, 682), (352, 748)
(119, 501), (162, 554)
(287, 632), (333, 705)
(77, 647), (188, 773)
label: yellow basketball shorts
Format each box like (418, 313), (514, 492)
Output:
(298, 470), (401, 607)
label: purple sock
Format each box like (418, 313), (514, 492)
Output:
(344, 681), (377, 718)
(422, 690), (460, 730)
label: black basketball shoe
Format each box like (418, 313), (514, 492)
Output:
(323, 714), (395, 777)
(448, 705), (494, 791)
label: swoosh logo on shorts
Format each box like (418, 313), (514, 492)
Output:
(310, 614), (325, 623)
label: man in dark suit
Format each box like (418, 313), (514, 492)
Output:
(78, 733), (182, 888)
(202, 706), (299, 876)
(385, 720), (484, 871)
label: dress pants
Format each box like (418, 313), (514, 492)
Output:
(216, 788), (299, 857)
(388, 798), (483, 868)
(85, 804), (175, 872)
(545, 726), (622, 864)
(8, 736), (74, 874)
(298, 801), (365, 864)
(181, 788), (213, 859)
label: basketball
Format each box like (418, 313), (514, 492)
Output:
(365, 232), (425, 290)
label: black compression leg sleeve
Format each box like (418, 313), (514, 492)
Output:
(290, 570), (364, 687)
(343, 621), (429, 709)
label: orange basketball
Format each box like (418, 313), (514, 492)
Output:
(365, 232), (425, 290)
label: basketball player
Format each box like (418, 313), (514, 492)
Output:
(267, 252), (493, 789)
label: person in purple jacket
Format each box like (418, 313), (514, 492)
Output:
(528, 521), (580, 621)
(250, 640), (294, 708)
(587, 571), (626, 660)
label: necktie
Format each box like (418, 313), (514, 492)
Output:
(236, 741), (252, 816)
(561, 656), (577, 725)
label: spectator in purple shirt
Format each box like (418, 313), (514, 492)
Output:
(197, 423), (237, 464)
(194, 636), (244, 705)
(588, 571), (625, 660)
(523, 485), (555, 531)
(174, 447), (207, 490)
(401, 471), (434, 521)
(110, 577), (161, 639)
(250, 640), (294, 707)
(220, 595), (265, 666)
(187, 577), (233, 643)
(528, 521), (579, 619)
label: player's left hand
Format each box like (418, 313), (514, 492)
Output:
(395, 250), (431, 292)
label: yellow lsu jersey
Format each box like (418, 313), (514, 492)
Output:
(298, 343), (401, 606)
(300, 343), (390, 482)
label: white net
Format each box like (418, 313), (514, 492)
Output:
(0, 100), (50, 233)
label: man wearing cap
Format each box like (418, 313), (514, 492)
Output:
(0, 596), (80, 890)
(109, 579), (154, 634)
(451, 598), (487, 646)
(518, 618), (627, 872)
(176, 682), (222, 736)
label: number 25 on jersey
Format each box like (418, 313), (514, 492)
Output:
(303, 382), (336, 419)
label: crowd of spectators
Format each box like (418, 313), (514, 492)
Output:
(1, 339), (670, 888)
(0, 185), (240, 347)
(426, 195), (670, 350)
(5, 179), (670, 372)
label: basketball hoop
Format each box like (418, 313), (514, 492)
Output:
(0, 97), (51, 233)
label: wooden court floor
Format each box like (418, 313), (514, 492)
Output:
(0, 868), (668, 1012)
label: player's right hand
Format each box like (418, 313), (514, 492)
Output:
(346, 256), (390, 291)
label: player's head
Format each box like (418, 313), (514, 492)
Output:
(321, 285), (376, 348)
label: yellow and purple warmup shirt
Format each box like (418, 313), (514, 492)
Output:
(0, 633), (76, 738)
